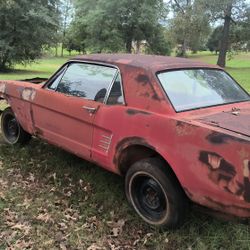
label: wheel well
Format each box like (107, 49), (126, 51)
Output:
(118, 145), (189, 202)
(118, 145), (170, 177)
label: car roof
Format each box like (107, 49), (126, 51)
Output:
(72, 54), (221, 72)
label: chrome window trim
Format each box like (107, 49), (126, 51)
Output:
(45, 64), (69, 90)
(103, 70), (119, 104)
(103, 71), (126, 106)
(111, 71), (126, 106)
(43, 59), (126, 105)
(66, 60), (126, 105)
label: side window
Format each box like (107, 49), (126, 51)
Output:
(55, 63), (117, 102)
(48, 66), (67, 90)
(106, 74), (124, 105)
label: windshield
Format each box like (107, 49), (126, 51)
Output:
(158, 69), (250, 112)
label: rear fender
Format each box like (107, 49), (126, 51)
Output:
(0, 80), (40, 135)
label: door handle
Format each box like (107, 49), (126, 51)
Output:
(82, 106), (97, 114)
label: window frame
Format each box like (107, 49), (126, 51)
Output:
(155, 67), (250, 113)
(104, 71), (125, 105)
(43, 60), (126, 106)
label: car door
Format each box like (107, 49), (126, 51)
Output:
(31, 62), (118, 160)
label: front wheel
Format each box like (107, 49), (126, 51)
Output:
(1, 107), (31, 145)
(125, 158), (188, 228)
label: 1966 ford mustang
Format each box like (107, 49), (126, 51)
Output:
(0, 54), (250, 228)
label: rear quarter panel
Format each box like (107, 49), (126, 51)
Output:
(0, 80), (41, 134)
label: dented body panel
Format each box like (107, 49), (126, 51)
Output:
(1, 54), (250, 218)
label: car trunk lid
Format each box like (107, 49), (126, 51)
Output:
(195, 107), (250, 138)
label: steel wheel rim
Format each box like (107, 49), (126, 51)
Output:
(2, 113), (20, 143)
(129, 172), (168, 223)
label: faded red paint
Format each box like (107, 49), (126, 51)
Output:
(0, 54), (250, 219)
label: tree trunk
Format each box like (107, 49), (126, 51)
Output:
(61, 43), (64, 57)
(217, 3), (232, 68)
(181, 40), (187, 57)
(0, 62), (5, 71)
(0, 51), (9, 71)
(126, 38), (133, 53)
(135, 41), (140, 54)
(55, 45), (58, 57)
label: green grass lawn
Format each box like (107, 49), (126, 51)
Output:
(0, 56), (70, 81)
(0, 52), (250, 249)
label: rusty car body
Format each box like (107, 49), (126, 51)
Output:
(0, 54), (250, 228)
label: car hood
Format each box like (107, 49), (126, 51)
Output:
(195, 107), (250, 138)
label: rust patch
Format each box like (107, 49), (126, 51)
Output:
(139, 92), (150, 98)
(34, 127), (44, 136)
(126, 109), (150, 116)
(151, 93), (161, 101)
(73, 54), (220, 73)
(206, 132), (247, 145)
(176, 121), (196, 136)
(113, 136), (155, 167)
(115, 59), (133, 64)
(136, 74), (150, 86)
(204, 196), (250, 217)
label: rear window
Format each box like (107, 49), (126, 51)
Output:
(157, 69), (250, 112)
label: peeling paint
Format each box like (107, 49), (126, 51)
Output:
(206, 132), (247, 145)
(126, 109), (150, 116)
(113, 137), (155, 167)
(176, 121), (196, 136)
(136, 74), (150, 86)
(200, 151), (250, 203)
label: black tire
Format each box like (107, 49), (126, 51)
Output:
(1, 107), (31, 145)
(125, 158), (188, 228)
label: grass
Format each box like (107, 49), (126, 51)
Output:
(0, 56), (69, 81)
(1, 137), (250, 249)
(0, 52), (250, 249)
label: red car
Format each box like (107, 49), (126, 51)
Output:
(0, 54), (250, 228)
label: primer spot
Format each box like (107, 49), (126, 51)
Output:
(0, 83), (6, 94)
(22, 88), (36, 101)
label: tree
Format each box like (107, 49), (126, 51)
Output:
(202, 0), (248, 67)
(71, 0), (171, 55)
(207, 26), (223, 54)
(168, 0), (211, 57)
(207, 25), (246, 55)
(59, 0), (74, 57)
(241, 6), (250, 51)
(0, 0), (60, 70)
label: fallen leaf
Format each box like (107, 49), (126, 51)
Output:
(143, 233), (153, 245)
(36, 213), (53, 223)
(0, 191), (6, 200)
(60, 242), (67, 250)
(87, 243), (105, 250)
(11, 223), (31, 235)
(107, 219), (126, 237)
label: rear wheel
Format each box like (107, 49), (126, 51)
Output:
(125, 158), (188, 228)
(1, 107), (31, 145)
